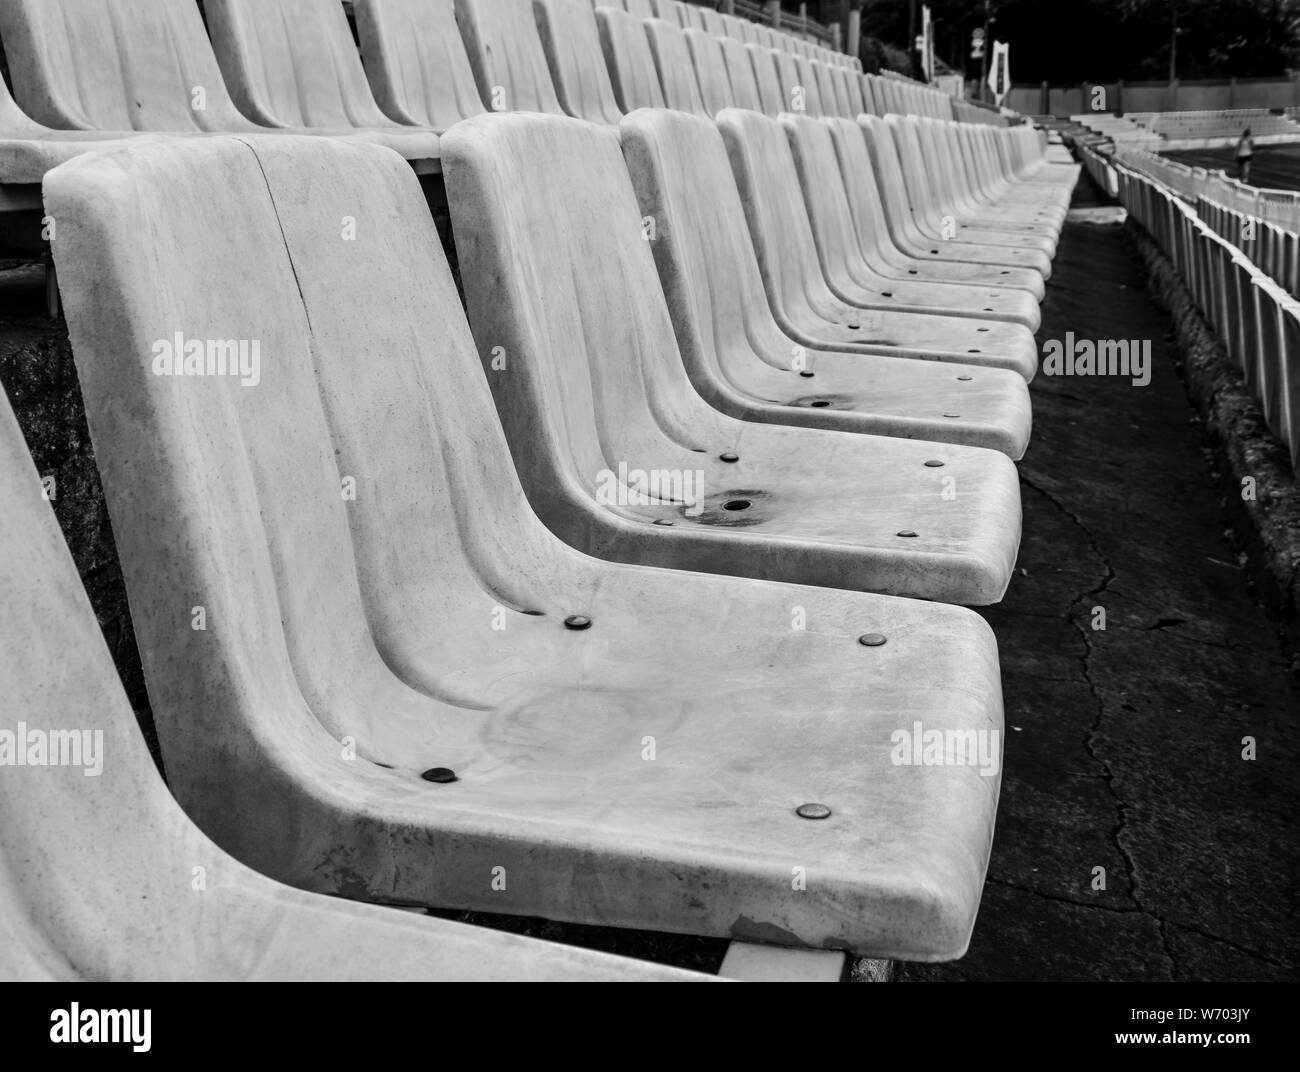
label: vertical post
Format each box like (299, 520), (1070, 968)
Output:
(847, 1), (861, 60)
(1229, 76), (1237, 110)
(1169, 0), (1178, 83)
(1041, 80), (1049, 116)
(722, 0), (735, 14)
(764, 0), (779, 29)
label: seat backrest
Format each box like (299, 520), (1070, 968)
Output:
(534, 0), (624, 123)
(50, 132), (569, 875)
(643, 17), (708, 117)
(770, 48), (819, 118)
(444, 113), (707, 519)
(748, 45), (786, 117)
(648, 0), (681, 22)
(683, 28), (735, 116)
(698, 6), (726, 36)
(456, 0), (565, 114)
(0, 0), (254, 132)
(622, 0), (657, 15)
(205, 0), (393, 129)
(677, 1), (705, 31)
(719, 12), (748, 41)
(597, 7), (666, 112)
(353, 0), (487, 129)
(620, 107), (791, 384)
(717, 36), (764, 113)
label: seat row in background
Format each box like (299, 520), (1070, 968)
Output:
(0, 0), (1079, 980)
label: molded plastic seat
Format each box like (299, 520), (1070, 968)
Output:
(446, 112), (1022, 603)
(717, 36), (766, 113)
(0, 76), (175, 185)
(781, 113), (1041, 331)
(0, 0), (440, 168)
(859, 115), (1054, 280)
(887, 116), (1058, 259)
(684, 28), (736, 116)
(719, 109), (1039, 379)
(456, 0), (566, 114)
(620, 108), (1032, 458)
(745, 45), (787, 117)
(534, 0), (625, 124)
(0, 387), (703, 982)
(351, 0), (488, 130)
(597, 7), (667, 113)
(204, 0), (441, 167)
(51, 133), (1004, 960)
(643, 17), (710, 117)
(824, 117), (1047, 301)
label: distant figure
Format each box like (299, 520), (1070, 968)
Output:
(1237, 128), (1255, 184)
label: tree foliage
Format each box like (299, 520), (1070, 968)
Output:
(860, 0), (1300, 83)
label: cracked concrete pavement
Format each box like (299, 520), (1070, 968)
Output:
(900, 179), (1300, 982)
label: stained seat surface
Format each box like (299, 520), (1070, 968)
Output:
(49, 134), (1004, 960)
(445, 112), (1023, 604)
(620, 107), (1033, 459)
(0, 385), (702, 982)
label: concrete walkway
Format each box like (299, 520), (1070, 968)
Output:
(901, 178), (1300, 982)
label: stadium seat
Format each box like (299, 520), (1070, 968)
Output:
(780, 114), (1042, 330)
(597, 7), (668, 113)
(203, 0), (441, 169)
(823, 117), (1048, 301)
(0, 383), (705, 982)
(718, 109), (1039, 378)
(684, 28), (737, 115)
(620, 107), (1033, 458)
(886, 117), (1059, 259)
(445, 113), (1022, 603)
(643, 17), (710, 116)
(771, 49), (822, 118)
(677, 1), (706, 32)
(0, 0), (442, 170)
(51, 133), (1005, 959)
(352, 0), (488, 130)
(534, 0), (625, 123)
(717, 36), (767, 113)
(456, 0), (566, 114)
(859, 115), (1054, 278)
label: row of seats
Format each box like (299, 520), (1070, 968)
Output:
(1104, 151), (1300, 474)
(1142, 108), (1300, 140)
(1, 0), (1077, 978)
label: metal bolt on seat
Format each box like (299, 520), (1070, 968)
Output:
(564, 615), (592, 630)
(421, 767), (458, 784)
(858, 633), (887, 647)
(796, 803), (832, 820)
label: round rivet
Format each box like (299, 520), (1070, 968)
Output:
(564, 615), (592, 630)
(897, 530), (919, 538)
(924, 459), (944, 467)
(858, 632), (887, 647)
(796, 803), (832, 820)
(421, 767), (458, 783)
(957, 374), (973, 381)
(720, 452), (739, 462)
(653, 518), (674, 526)
(799, 370), (815, 377)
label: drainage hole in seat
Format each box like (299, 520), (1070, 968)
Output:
(723, 499), (752, 511)
(810, 400), (831, 408)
